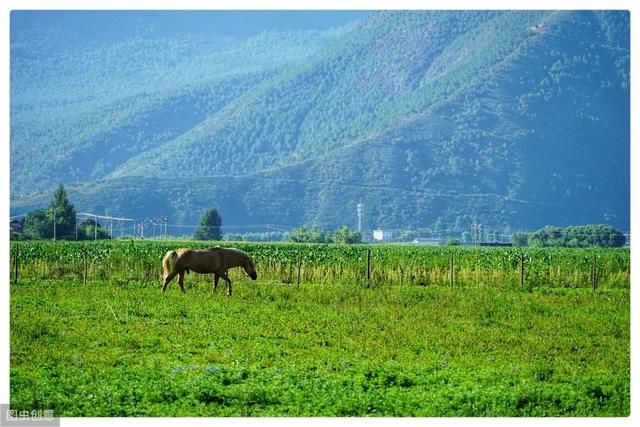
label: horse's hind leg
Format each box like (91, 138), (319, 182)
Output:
(212, 274), (220, 294)
(221, 272), (232, 296)
(178, 271), (186, 293)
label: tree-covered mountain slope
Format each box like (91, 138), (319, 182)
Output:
(10, 11), (629, 231)
(10, 24), (354, 194)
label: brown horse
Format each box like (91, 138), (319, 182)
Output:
(162, 247), (257, 296)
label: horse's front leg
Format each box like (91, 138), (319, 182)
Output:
(162, 270), (179, 293)
(212, 274), (220, 294)
(221, 272), (232, 296)
(178, 271), (186, 293)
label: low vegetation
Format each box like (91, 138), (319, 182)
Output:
(9, 240), (630, 416)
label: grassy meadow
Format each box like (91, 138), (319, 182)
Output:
(9, 241), (631, 416)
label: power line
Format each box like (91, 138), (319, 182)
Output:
(77, 212), (135, 222)
(13, 210), (630, 244)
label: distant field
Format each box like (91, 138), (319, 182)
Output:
(9, 241), (630, 416)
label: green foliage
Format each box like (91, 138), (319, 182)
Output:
(193, 208), (223, 241)
(223, 231), (289, 242)
(10, 231), (26, 241)
(511, 232), (530, 247)
(21, 184), (78, 240)
(77, 219), (111, 240)
(9, 240), (630, 291)
(10, 272), (630, 416)
(528, 225), (625, 248)
(289, 226), (362, 244)
(22, 209), (51, 240)
(289, 226), (333, 243)
(49, 184), (77, 239)
(334, 226), (363, 244)
(11, 25), (351, 195)
(18, 185), (113, 241)
(10, 11), (630, 232)
(444, 238), (461, 246)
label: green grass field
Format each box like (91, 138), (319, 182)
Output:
(10, 255), (630, 416)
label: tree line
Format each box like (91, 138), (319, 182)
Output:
(10, 185), (365, 244)
(15, 185), (111, 240)
(11, 185), (625, 248)
(12, 186), (227, 242)
(289, 225), (362, 244)
(511, 225), (626, 247)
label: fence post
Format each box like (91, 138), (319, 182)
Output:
(296, 253), (302, 288)
(367, 248), (372, 284)
(449, 252), (454, 287)
(520, 253), (525, 289)
(546, 255), (550, 288)
(83, 251), (88, 286)
(591, 254), (597, 292)
(13, 244), (19, 286)
(475, 251), (479, 288)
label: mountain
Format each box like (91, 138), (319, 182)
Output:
(10, 11), (630, 233)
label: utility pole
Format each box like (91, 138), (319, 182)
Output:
(472, 222), (481, 247)
(163, 217), (168, 240)
(357, 203), (363, 233)
(52, 209), (56, 241)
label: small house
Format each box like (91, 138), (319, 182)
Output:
(373, 229), (393, 242)
(10, 219), (23, 233)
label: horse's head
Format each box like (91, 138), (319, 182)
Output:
(244, 257), (258, 280)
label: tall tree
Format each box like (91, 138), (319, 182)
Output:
(22, 185), (78, 240)
(48, 184), (77, 239)
(194, 208), (223, 241)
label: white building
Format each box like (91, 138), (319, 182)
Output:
(373, 229), (393, 242)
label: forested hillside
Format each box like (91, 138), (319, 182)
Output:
(11, 18), (354, 194)
(10, 11), (629, 231)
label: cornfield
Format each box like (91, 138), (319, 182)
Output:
(9, 240), (630, 290)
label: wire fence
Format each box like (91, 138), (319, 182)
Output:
(9, 241), (630, 292)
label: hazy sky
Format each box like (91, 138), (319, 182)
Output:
(11, 10), (373, 41)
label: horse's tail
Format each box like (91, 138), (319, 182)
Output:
(162, 250), (177, 280)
